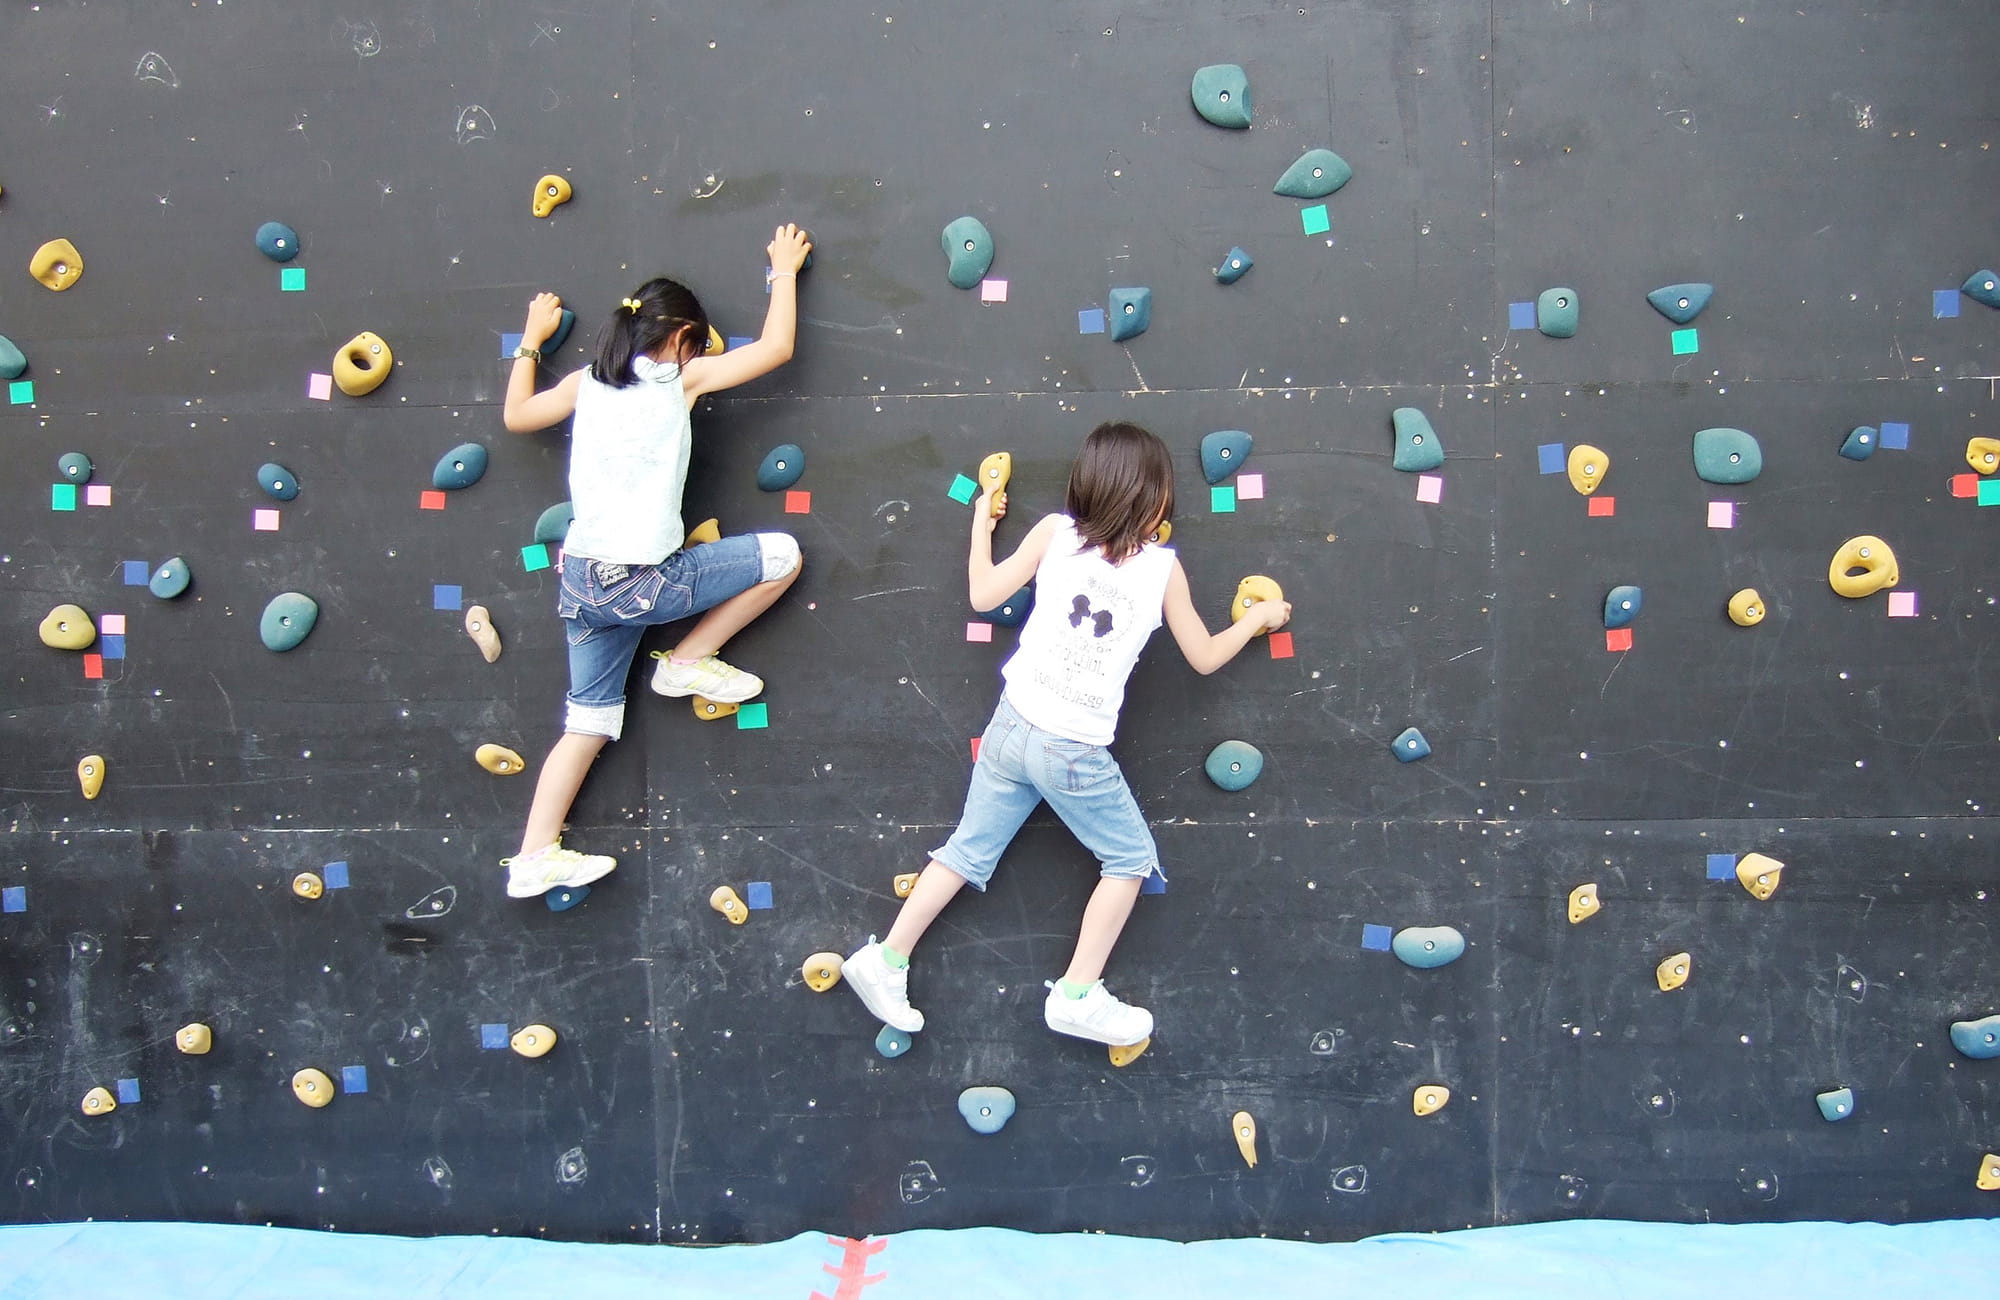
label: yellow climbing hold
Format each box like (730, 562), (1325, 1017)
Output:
(979, 451), (1012, 516)
(691, 696), (738, 721)
(1567, 882), (1600, 924)
(476, 743), (527, 775)
(510, 1024), (557, 1058)
(1151, 520), (1172, 545)
(1412, 1084), (1450, 1117)
(801, 952), (844, 992)
(176, 1023), (213, 1055)
(1828, 536), (1898, 599)
(81, 1086), (116, 1116)
(1108, 1037), (1150, 1067)
(1231, 575), (1284, 631)
(292, 871), (324, 900)
(30, 238), (83, 291)
(1728, 588), (1766, 627)
(893, 872), (919, 898)
(291, 1067), (335, 1108)
(687, 517), (722, 546)
(1656, 952), (1691, 992)
(39, 604), (96, 650)
(1566, 444), (1609, 495)
(1736, 852), (1783, 900)
(531, 173), (572, 218)
(76, 755), (105, 800)
(1979, 1153), (2000, 1191)
(1231, 1110), (1258, 1168)
(464, 605), (501, 662)
(704, 326), (726, 355)
(710, 885), (747, 925)
(1968, 437), (2000, 475)
(333, 331), (393, 396)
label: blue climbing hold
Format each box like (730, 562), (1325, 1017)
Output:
(545, 307), (576, 354)
(1646, 283), (1713, 325)
(1962, 271), (2000, 310)
(1204, 740), (1264, 792)
(1200, 429), (1252, 484)
(1603, 585), (1643, 629)
(1273, 149), (1352, 199)
(1391, 727), (1431, 762)
(757, 443), (805, 492)
(1951, 1015), (2000, 1059)
(874, 1024), (912, 1059)
(1692, 427), (1762, 484)
(545, 884), (590, 913)
(1391, 925), (1465, 969)
(149, 557), (191, 599)
(257, 462), (299, 501)
(1840, 426), (1877, 461)
(1191, 64), (1252, 129)
(534, 502), (573, 546)
(942, 217), (995, 290)
(1391, 408), (1444, 472)
(957, 1086), (1016, 1135)
(57, 452), (93, 484)
(259, 592), (319, 652)
(433, 442), (489, 491)
(1214, 246), (1253, 285)
(1108, 287), (1152, 342)
(977, 585), (1034, 628)
(0, 334), (25, 381)
(1536, 288), (1579, 338)
(1815, 1087), (1854, 1122)
(255, 220), (300, 262)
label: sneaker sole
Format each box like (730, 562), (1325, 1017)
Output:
(842, 957), (925, 1033)
(1044, 1005), (1151, 1047)
(649, 673), (764, 704)
(506, 859), (617, 899)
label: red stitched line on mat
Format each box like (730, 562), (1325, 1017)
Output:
(809, 1235), (887, 1300)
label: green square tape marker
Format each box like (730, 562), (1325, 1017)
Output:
(947, 473), (978, 505)
(280, 267), (306, 292)
(736, 702), (770, 730)
(1979, 478), (2000, 506)
(1300, 204), (1330, 236)
(520, 543), (551, 572)
(1211, 485), (1237, 513)
(1671, 328), (1699, 355)
(51, 483), (78, 511)
(8, 380), (33, 405)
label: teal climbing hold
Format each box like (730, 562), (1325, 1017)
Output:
(546, 884), (589, 912)
(957, 1086), (1016, 1135)
(0, 335), (25, 381)
(57, 452), (93, 484)
(258, 462), (299, 501)
(1536, 288), (1579, 338)
(874, 1024), (912, 1059)
(1840, 426), (1877, 461)
(534, 502), (573, 546)
(1191, 64), (1252, 129)
(259, 592), (319, 652)
(757, 443), (805, 491)
(1200, 430), (1251, 483)
(149, 556), (191, 599)
(1603, 585), (1642, 629)
(1273, 149), (1352, 199)
(1391, 925), (1464, 969)
(1815, 1087), (1854, 1122)
(433, 443), (489, 491)
(255, 220), (300, 262)
(1962, 270), (2000, 310)
(1108, 287), (1152, 342)
(1391, 408), (1444, 472)
(1646, 283), (1713, 325)
(545, 307), (576, 354)
(1692, 427), (1762, 484)
(1215, 246), (1253, 285)
(1951, 1015), (2000, 1059)
(1391, 727), (1430, 762)
(1204, 740), (1264, 792)
(977, 585), (1034, 628)
(942, 216), (995, 290)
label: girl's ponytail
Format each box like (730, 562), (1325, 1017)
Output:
(590, 277), (711, 388)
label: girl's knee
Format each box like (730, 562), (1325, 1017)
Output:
(756, 532), (801, 583)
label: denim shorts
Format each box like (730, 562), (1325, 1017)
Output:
(933, 696), (1162, 891)
(559, 533), (793, 739)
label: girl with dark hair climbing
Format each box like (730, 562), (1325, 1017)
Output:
(841, 420), (1293, 1049)
(495, 223), (812, 900)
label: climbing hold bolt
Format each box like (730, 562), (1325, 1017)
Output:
(433, 443), (489, 491)
(1735, 851), (1783, 900)
(1536, 288), (1579, 339)
(332, 331), (392, 397)
(1204, 740), (1264, 792)
(1273, 149), (1352, 199)
(0, 335), (25, 380)
(1728, 588), (1765, 627)
(1980, 1154), (2000, 1191)
(1191, 64), (1253, 128)
(1815, 1087), (1854, 1122)
(510, 1024), (557, 1058)
(801, 952), (844, 992)
(259, 592), (320, 651)
(258, 463), (300, 500)
(464, 606), (501, 663)
(176, 1023), (213, 1055)
(30, 238), (83, 291)
(1392, 926), (1465, 969)
(757, 443), (806, 492)
(292, 872), (324, 900)
(81, 1087), (117, 1116)
(149, 557), (191, 599)
(1603, 585), (1643, 630)
(1391, 727), (1431, 762)
(1201, 430), (1253, 484)
(1566, 444), (1609, 495)
(1950, 1015), (2000, 1060)
(893, 872), (919, 899)
(941, 216), (995, 290)
(1214, 246), (1253, 285)
(1967, 437), (2000, 475)
(533, 502), (574, 547)
(1412, 1084), (1450, 1116)
(531, 174), (573, 218)
(1646, 282), (1713, 325)
(57, 452), (93, 484)
(710, 885), (747, 925)
(1962, 271), (2000, 310)
(1828, 536), (1898, 599)
(691, 696), (739, 722)
(875, 1024), (912, 1058)
(686, 517), (722, 546)
(1567, 883), (1600, 924)
(1108, 287), (1152, 342)
(1692, 427), (1763, 484)
(1391, 408), (1444, 472)
(40, 605), (96, 651)
(979, 450), (1011, 516)
(1108, 1038), (1150, 1068)
(1655, 952), (1691, 992)
(958, 1086), (1016, 1135)
(76, 756), (105, 800)
(977, 585), (1034, 628)
(476, 744), (526, 775)
(291, 1067), (335, 1108)
(1231, 1111), (1258, 1167)
(1839, 427), (1877, 461)
(1231, 575), (1284, 630)
(255, 220), (300, 262)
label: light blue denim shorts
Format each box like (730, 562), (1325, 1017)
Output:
(933, 696), (1163, 891)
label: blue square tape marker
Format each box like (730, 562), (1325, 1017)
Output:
(1537, 443), (1566, 474)
(0, 887), (23, 913)
(1508, 301), (1537, 330)
(432, 583), (463, 611)
(500, 332), (524, 359)
(745, 881), (773, 909)
(1878, 421), (1910, 450)
(341, 1065), (368, 1094)
(1078, 308), (1106, 335)
(116, 1078), (141, 1104)
(321, 861), (349, 889)
(1140, 872), (1166, 895)
(122, 560), (151, 585)
(1361, 923), (1393, 951)
(1935, 290), (1961, 319)
(99, 635), (126, 662)
(480, 1023), (509, 1049)
(1707, 853), (1737, 880)
(727, 336), (753, 350)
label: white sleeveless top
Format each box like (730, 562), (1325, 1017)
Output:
(1001, 516), (1176, 745)
(562, 357), (690, 564)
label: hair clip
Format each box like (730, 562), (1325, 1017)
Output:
(621, 297), (642, 313)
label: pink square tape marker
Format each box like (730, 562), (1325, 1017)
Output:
(100, 613), (127, 635)
(1236, 473), (1265, 501)
(1707, 501), (1735, 529)
(308, 372), (333, 401)
(965, 621), (993, 643)
(1416, 474), (1444, 504)
(1887, 591), (1918, 618)
(85, 484), (112, 506)
(980, 278), (1008, 303)
(253, 508), (281, 531)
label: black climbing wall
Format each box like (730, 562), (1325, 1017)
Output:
(2, 0), (1997, 1244)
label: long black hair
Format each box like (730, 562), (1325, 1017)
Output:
(1065, 421), (1176, 562)
(590, 277), (710, 387)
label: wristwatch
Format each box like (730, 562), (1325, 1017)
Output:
(513, 344), (542, 361)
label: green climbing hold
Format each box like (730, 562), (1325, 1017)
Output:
(149, 556), (191, 599)
(976, 584), (1034, 628)
(942, 216), (995, 290)
(258, 462), (299, 501)
(1273, 149), (1352, 199)
(1962, 271), (2000, 310)
(1952, 1015), (2000, 1059)
(1692, 427), (1762, 484)
(255, 221), (300, 262)
(534, 502), (573, 546)
(1536, 288), (1579, 339)
(0, 335), (25, 381)
(874, 1024), (912, 1058)
(545, 307), (576, 354)
(433, 443), (488, 491)
(57, 452), (93, 484)
(1391, 727), (1430, 762)
(1815, 1087), (1854, 1122)
(1108, 287), (1152, 342)
(1191, 64), (1252, 129)
(546, 884), (589, 912)
(1200, 429), (1251, 484)
(957, 1086), (1016, 1134)
(1646, 283), (1712, 325)
(259, 592), (319, 652)
(1204, 740), (1264, 792)
(1840, 427), (1876, 461)
(1214, 246), (1253, 285)
(1391, 408), (1444, 472)
(1391, 925), (1465, 969)
(757, 443), (805, 492)
(1603, 585), (1642, 629)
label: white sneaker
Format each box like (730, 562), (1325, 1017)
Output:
(503, 842), (618, 899)
(841, 940), (924, 1033)
(649, 652), (764, 703)
(1043, 980), (1152, 1046)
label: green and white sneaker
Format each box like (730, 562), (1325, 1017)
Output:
(503, 842), (618, 899)
(648, 652), (765, 703)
